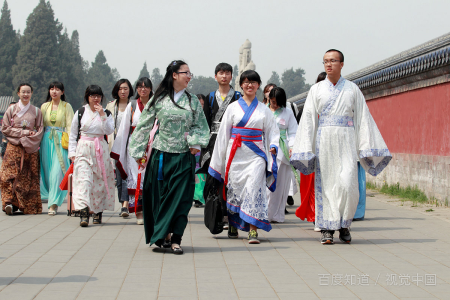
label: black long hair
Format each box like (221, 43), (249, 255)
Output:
(147, 60), (192, 111)
(46, 81), (66, 102)
(112, 78), (134, 100)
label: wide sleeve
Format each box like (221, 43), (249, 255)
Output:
(263, 107), (280, 192)
(110, 103), (132, 179)
(1, 106), (28, 138)
(128, 98), (157, 160)
(101, 110), (115, 135)
(186, 95), (210, 149)
(208, 106), (233, 182)
(290, 86), (319, 175)
(20, 108), (44, 153)
(64, 103), (74, 133)
(286, 109), (298, 148)
(68, 110), (79, 158)
(353, 85), (392, 176)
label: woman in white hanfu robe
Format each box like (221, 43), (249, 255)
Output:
(68, 85), (115, 227)
(209, 70), (280, 244)
(290, 76), (391, 233)
(266, 87), (298, 223)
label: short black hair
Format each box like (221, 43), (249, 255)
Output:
(325, 49), (344, 62)
(239, 70), (262, 87)
(196, 94), (206, 101)
(46, 81), (66, 102)
(17, 83), (33, 93)
(112, 79), (134, 100)
(215, 63), (233, 75)
(135, 77), (154, 99)
(316, 72), (327, 83)
(268, 87), (287, 108)
(84, 85), (104, 104)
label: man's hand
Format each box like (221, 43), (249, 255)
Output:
(190, 148), (200, 155)
(269, 147), (276, 155)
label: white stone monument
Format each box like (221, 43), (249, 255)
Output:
(235, 39), (256, 93)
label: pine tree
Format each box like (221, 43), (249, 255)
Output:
(267, 71), (281, 87)
(12, 0), (61, 106)
(134, 62), (150, 87)
(85, 50), (120, 103)
(0, 0), (20, 96)
(150, 67), (163, 89)
(58, 29), (86, 109)
(280, 67), (310, 98)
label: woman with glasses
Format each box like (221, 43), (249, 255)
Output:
(68, 85), (115, 227)
(129, 60), (209, 254)
(0, 83), (44, 215)
(266, 87), (298, 223)
(110, 77), (153, 225)
(208, 70), (280, 244)
(106, 79), (134, 219)
(40, 82), (74, 215)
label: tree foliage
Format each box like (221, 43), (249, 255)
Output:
(0, 0), (19, 96)
(188, 76), (217, 95)
(150, 67), (163, 90)
(12, 0), (61, 106)
(267, 71), (281, 87)
(134, 62), (150, 89)
(85, 50), (120, 102)
(280, 67), (311, 98)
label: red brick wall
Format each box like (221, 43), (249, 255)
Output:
(366, 81), (450, 156)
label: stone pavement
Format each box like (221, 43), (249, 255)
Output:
(0, 192), (449, 300)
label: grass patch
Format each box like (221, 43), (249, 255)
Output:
(426, 208), (434, 212)
(367, 181), (428, 203)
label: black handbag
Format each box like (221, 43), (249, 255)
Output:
(203, 176), (223, 234)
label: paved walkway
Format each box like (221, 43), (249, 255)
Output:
(0, 192), (449, 300)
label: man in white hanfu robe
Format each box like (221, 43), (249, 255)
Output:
(209, 97), (280, 235)
(290, 49), (391, 245)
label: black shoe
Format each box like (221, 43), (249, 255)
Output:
(339, 228), (352, 244)
(285, 208), (289, 214)
(93, 212), (102, 224)
(287, 196), (294, 206)
(193, 200), (203, 208)
(171, 244), (184, 255)
(119, 207), (129, 218)
(228, 225), (239, 239)
(162, 239), (172, 248)
(321, 230), (334, 244)
(80, 207), (90, 227)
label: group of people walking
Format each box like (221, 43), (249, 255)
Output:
(0, 49), (391, 254)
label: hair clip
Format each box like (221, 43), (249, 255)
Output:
(172, 61), (177, 66)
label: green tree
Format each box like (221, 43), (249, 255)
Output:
(58, 29), (86, 109)
(188, 76), (217, 95)
(267, 71), (281, 87)
(134, 62), (150, 88)
(280, 67), (311, 98)
(0, 0), (20, 96)
(12, 0), (61, 107)
(150, 67), (163, 89)
(85, 50), (120, 103)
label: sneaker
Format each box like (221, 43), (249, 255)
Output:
(339, 228), (352, 244)
(5, 204), (13, 215)
(222, 216), (229, 230)
(119, 207), (129, 218)
(193, 200), (203, 208)
(285, 208), (289, 214)
(287, 196), (294, 206)
(314, 227), (321, 232)
(321, 230), (334, 244)
(248, 230), (260, 244)
(93, 212), (102, 224)
(48, 204), (57, 215)
(136, 218), (144, 225)
(228, 225), (238, 239)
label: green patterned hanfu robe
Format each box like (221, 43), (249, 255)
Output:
(129, 90), (209, 246)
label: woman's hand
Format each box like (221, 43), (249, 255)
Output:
(70, 156), (75, 163)
(269, 147), (276, 155)
(29, 131), (36, 136)
(94, 104), (105, 116)
(190, 148), (200, 155)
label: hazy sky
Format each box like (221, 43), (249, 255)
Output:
(8, 0), (450, 88)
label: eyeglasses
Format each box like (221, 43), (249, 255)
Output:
(89, 95), (102, 99)
(323, 59), (340, 65)
(177, 71), (193, 78)
(137, 86), (150, 90)
(242, 81), (259, 86)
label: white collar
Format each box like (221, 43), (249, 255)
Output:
(16, 100), (31, 118)
(174, 89), (186, 103)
